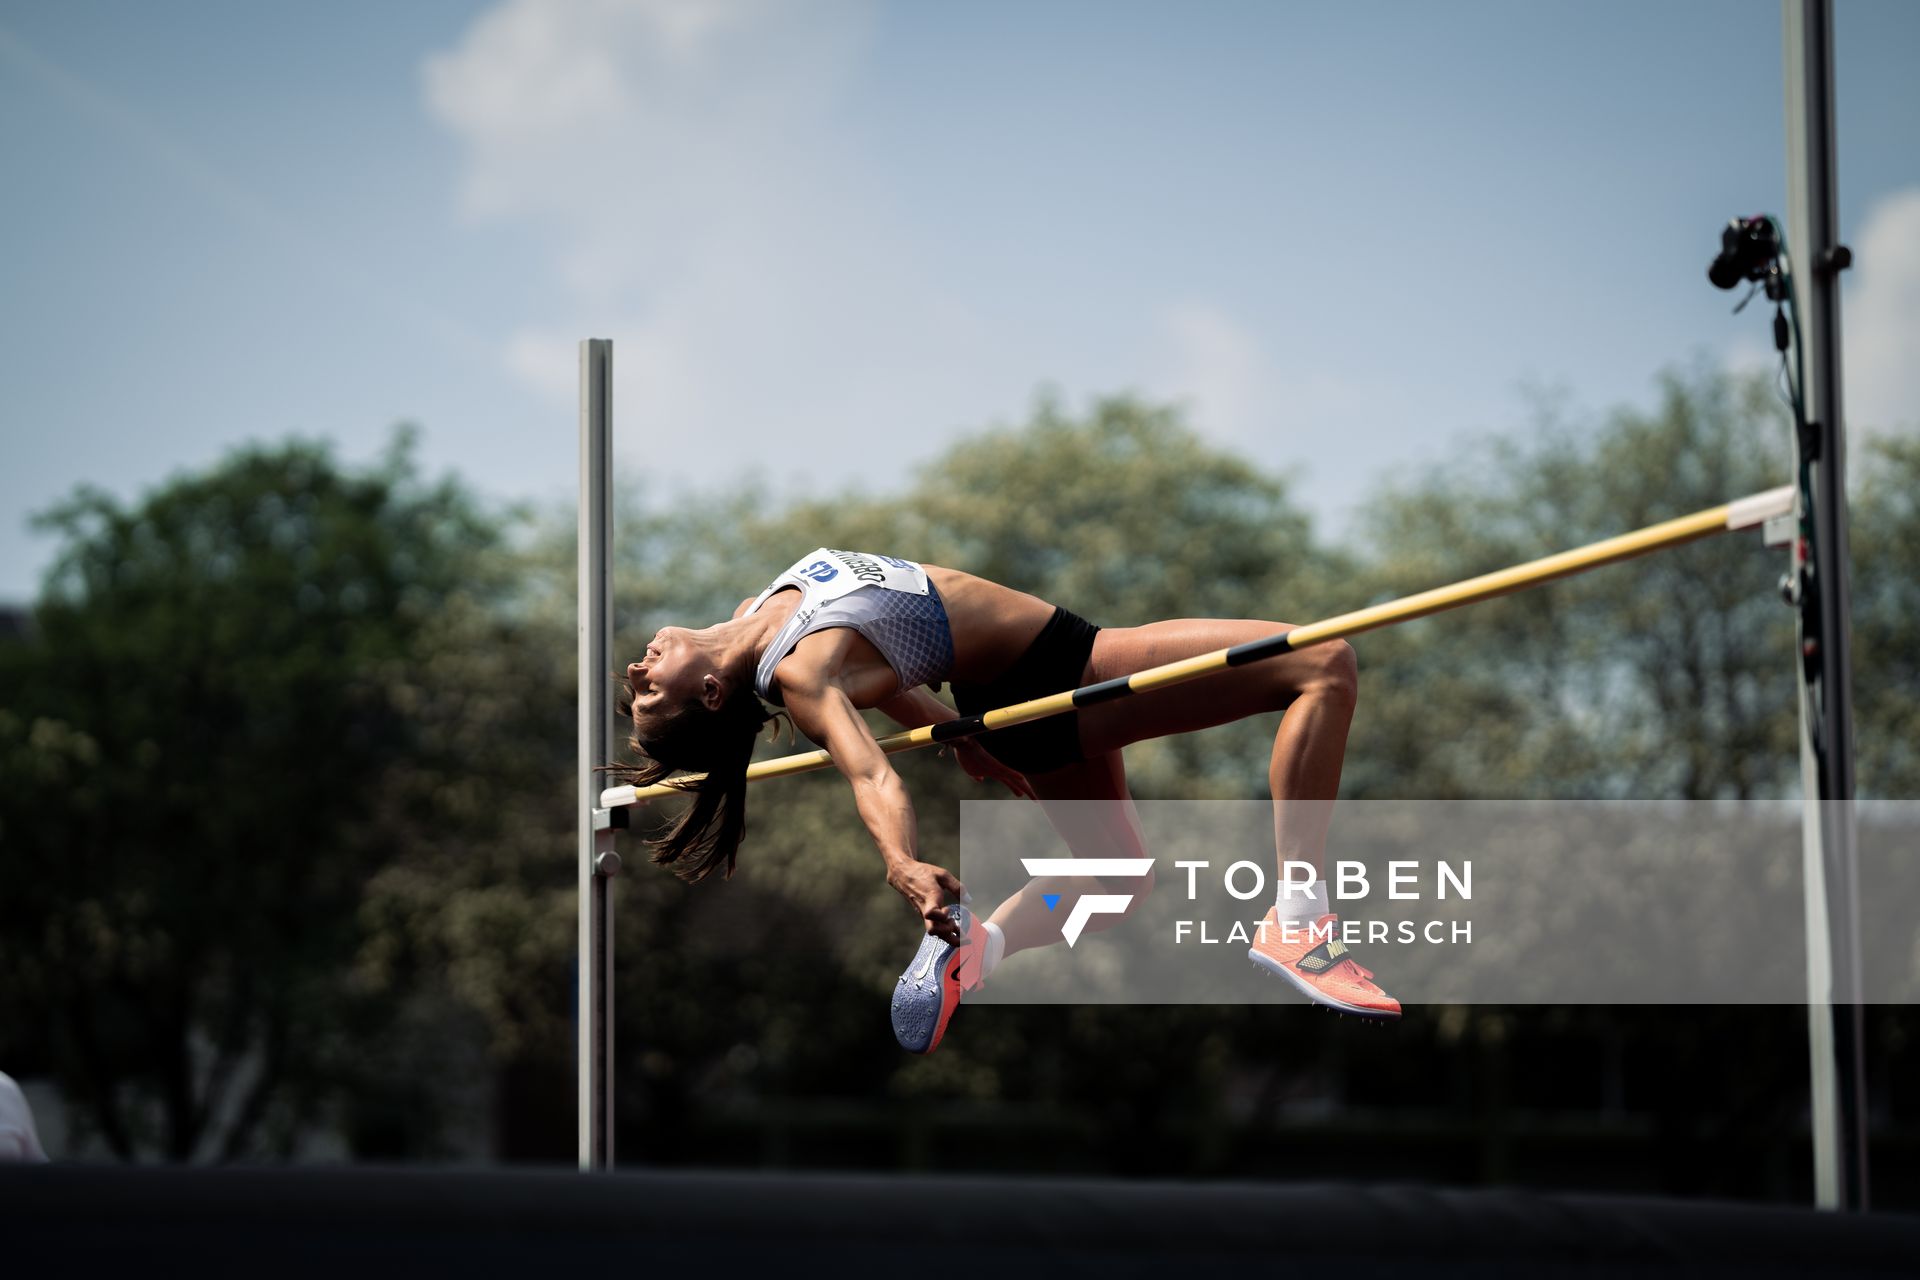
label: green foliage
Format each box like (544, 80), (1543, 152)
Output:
(8, 368), (1914, 1179)
(1343, 365), (1800, 799)
(580, 377), (1851, 1165)
(1851, 435), (1920, 796)
(0, 433), (552, 1158)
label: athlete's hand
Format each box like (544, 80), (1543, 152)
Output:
(949, 738), (1037, 800)
(887, 859), (969, 942)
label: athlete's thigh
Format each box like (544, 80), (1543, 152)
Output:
(1075, 618), (1308, 756)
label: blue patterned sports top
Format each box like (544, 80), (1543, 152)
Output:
(745, 549), (956, 704)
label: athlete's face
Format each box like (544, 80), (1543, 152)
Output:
(625, 628), (715, 725)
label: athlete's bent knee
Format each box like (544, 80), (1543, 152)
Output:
(1318, 639), (1358, 704)
(1267, 637), (1357, 710)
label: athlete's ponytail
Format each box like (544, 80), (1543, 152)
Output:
(610, 685), (783, 883)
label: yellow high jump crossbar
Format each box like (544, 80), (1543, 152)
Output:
(600, 485), (1797, 808)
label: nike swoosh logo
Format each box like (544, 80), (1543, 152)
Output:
(914, 942), (940, 982)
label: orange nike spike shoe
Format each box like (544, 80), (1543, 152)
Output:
(891, 905), (980, 1054)
(1249, 908), (1402, 1019)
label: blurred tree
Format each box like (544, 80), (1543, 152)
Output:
(1324, 368), (1920, 1202)
(9, 367), (1910, 1189)
(327, 383), (1920, 1181)
(1849, 434), (1920, 797)
(1341, 364), (1801, 800)
(0, 432), (547, 1159)
(561, 378), (1896, 1174)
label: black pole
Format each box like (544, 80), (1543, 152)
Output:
(1783, 0), (1867, 1212)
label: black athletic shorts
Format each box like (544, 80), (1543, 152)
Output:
(950, 607), (1101, 776)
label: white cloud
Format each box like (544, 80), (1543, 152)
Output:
(1845, 187), (1920, 436)
(1719, 333), (1782, 384)
(1152, 301), (1270, 443)
(423, 0), (993, 484)
(422, 0), (865, 263)
(1144, 299), (1438, 522)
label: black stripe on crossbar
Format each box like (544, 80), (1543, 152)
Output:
(931, 716), (987, 742)
(1073, 677), (1135, 706)
(1225, 632), (1295, 666)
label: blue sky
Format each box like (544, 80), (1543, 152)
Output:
(2, 0), (1916, 603)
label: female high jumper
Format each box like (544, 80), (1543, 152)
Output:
(614, 547), (1398, 1054)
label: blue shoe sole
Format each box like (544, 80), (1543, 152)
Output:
(891, 905), (972, 1054)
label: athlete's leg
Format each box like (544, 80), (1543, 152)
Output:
(1072, 620), (1358, 873)
(1069, 621), (1396, 1018)
(984, 751), (1156, 961)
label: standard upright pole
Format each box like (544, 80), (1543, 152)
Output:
(1784, 0), (1867, 1211)
(578, 339), (618, 1168)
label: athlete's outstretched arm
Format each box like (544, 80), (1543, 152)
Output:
(783, 674), (968, 941)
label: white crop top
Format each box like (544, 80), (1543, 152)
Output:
(745, 548), (955, 703)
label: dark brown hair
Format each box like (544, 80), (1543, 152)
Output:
(608, 682), (784, 883)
